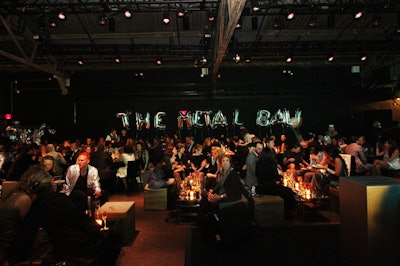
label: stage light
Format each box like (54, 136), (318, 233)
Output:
(163, 12), (170, 24)
(5, 114), (12, 120)
(251, 0), (260, 12)
(208, 10), (216, 22)
(177, 6), (186, 17)
(273, 17), (282, 28)
(287, 11), (295, 20)
(57, 11), (66, 20)
(49, 17), (57, 28)
(354, 10), (363, 19)
(233, 54), (241, 63)
(98, 14), (107, 25)
(236, 19), (242, 29)
(124, 10), (132, 18)
(372, 15), (381, 26)
(308, 16), (318, 27)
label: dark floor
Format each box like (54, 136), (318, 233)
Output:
(110, 190), (341, 266)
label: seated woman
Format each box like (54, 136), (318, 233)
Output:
(372, 139), (400, 176)
(148, 155), (177, 210)
(0, 166), (54, 265)
(207, 154), (253, 212)
(201, 155), (255, 243)
(312, 145), (348, 195)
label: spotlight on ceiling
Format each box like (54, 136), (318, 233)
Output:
(98, 14), (107, 25)
(156, 58), (162, 65)
(49, 17), (57, 28)
(208, 10), (216, 22)
(286, 56), (293, 63)
(273, 17), (282, 28)
(327, 55), (335, 62)
(200, 56), (207, 65)
(77, 59), (84, 66)
(244, 56), (251, 63)
(251, 0), (260, 12)
(177, 6), (186, 17)
(163, 12), (170, 24)
(308, 16), (318, 27)
(124, 10), (132, 18)
(114, 56), (121, 63)
(354, 10), (363, 19)
(233, 54), (241, 63)
(372, 15), (381, 26)
(57, 11), (66, 20)
(360, 55), (367, 61)
(286, 11), (295, 20)
(235, 18), (242, 29)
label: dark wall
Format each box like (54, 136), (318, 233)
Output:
(0, 66), (393, 143)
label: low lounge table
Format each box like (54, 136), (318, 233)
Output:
(99, 201), (136, 244)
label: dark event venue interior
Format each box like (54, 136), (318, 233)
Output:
(1, 0), (400, 265)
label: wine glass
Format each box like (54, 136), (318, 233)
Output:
(101, 211), (109, 230)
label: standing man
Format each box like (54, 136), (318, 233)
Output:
(245, 142), (263, 196)
(65, 151), (104, 212)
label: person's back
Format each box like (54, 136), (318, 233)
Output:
(25, 192), (121, 264)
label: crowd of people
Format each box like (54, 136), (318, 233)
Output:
(1, 124), (400, 263)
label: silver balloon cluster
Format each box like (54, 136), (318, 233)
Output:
(5, 121), (56, 144)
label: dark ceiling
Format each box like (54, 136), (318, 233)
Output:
(0, 0), (399, 96)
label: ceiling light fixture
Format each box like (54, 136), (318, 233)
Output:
(372, 15), (381, 26)
(49, 17), (57, 28)
(273, 17), (282, 28)
(114, 56), (121, 63)
(233, 54), (241, 63)
(77, 59), (84, 66)
(57, 11), (66, 20)
(244, 56), (251, 63)
(327, 55), (335, 62)
(308, 15), (318, 27)
(360, 55), (367, 61)
(286, 11), (295, 20)
(286, 56), (293, 63)
(156, 58), (162, 65)
(208, 10), (216, 22)
(162, 12), (170, 24)
(177, 6), (186, 17)
(124, 10), (132, 18)
(251, 0), (260, 12)
(98, 14), (107, 25)
(354, 10), (363, 19)
(235, 18), (242, 29)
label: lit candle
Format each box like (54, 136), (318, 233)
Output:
(305, 188), (311, 200)
(283, 178), (288, 187)
(95, 219), (103, 226)
(295, 182), (299, 191)
(189, 191), (194, 200)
